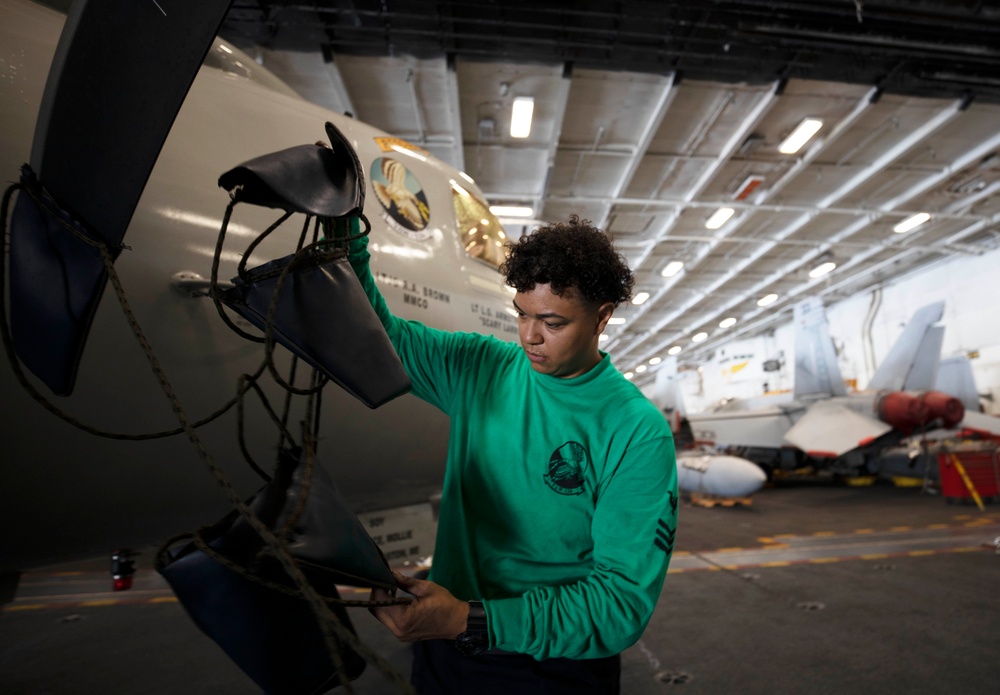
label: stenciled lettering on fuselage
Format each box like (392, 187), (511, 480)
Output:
(469, 302), (518, 335)
(374, 271), (451, 311)
(370, 156), (431, 240)
(544, 441), (589, 496)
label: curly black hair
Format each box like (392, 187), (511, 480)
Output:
(500, 215), (634, 307)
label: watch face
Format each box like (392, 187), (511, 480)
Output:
(454, 631), (489, 656)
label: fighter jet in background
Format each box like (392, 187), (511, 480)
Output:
(686, 297), (1000, 477)
(648, 359), (767, 498)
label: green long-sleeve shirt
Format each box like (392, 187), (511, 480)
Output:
(349, 235), (678, 660)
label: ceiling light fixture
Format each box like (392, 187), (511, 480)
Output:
(719, 317), (737, 328)
(778, 118), (823, 154)
(691, 331), (708, 343)
(705, 207), (735, 230)
(624, 371), (634, 380)
(489, 205), (533, 218)
(648, 357), (662, 365)
(757, 293), (779, 307)
(661, 260), (684, 278)
(510, 96), (534, 138)
(632, 292), (650, 305)
(636, 365), (648, 373)
(893, 212), (931, 234)
(809, 261), (837, 278)
(608, 317), (626, 325)
(668, 345), (682, 355)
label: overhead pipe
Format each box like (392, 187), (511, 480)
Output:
(861, 288), (882, 383)
(609, 84), (877, 358)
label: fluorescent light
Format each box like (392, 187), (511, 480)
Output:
(632, 292), (650, 305)
(809, 261), (837, 278)
(661, 261), (684, 278)
(489, 205), (533, 218)
(668, 345), (682, 355)
(778, 118), (823, 154)
(691, 331), (708, 343)
(510, 97), (534, 138)
(599, 334), (609, 342)
(705, 207), (735, 230)
(893, 212), (931, 234)
(624, 371), (634, 380)
(648, 357), (662, 365)
(719, 317), (737, 328)
(757, 293), (779, 307)
(636, 365), (648, 373)
(608, 317), (626, 325)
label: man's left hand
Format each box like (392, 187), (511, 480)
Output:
(369, 571), (470, 642)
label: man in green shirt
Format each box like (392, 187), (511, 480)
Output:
(361, 214), (678, 693)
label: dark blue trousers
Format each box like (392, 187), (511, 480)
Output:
(410, 639), (621, 694)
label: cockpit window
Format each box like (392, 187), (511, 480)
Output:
(450, 181), (509, 269)
(203, 40), (301, 99)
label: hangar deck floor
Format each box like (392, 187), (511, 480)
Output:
(2, 478), (999, 694)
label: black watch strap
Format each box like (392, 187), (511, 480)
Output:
(454, 600), (489, 656)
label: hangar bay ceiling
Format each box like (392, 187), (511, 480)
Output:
(218, 1), (1000, 381)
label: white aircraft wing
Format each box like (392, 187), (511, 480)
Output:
(783, 402), (893, 458)
(960, 410), (1000, 437)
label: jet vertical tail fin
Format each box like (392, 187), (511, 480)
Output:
(792, 298), (848, 401)
(935, 355), (981, 412)
(867, 302), (945, 392)
(652, 357), (696, 445)
(903, 325), (944, 391)
(652, 357), (685, 416)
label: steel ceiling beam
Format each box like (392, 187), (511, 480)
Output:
(612, 96), (968, 362)
(628, 113), (1000, 371)
(596, 72), (678, 230)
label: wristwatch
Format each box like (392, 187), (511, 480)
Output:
(454, 600), (489, 656)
